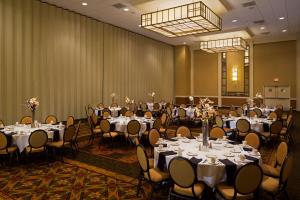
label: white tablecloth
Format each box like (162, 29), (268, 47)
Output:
(154, 138), (261, 187)
(146, 102), (165, 111)
(3, 124), (65, 152)
(249, 107), (275, 116)
(108, 116), (154, 137)
(172, 107), (195, 118)
(224, 117), (273, 133)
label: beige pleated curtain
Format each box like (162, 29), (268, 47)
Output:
(0, 0), (174, 124)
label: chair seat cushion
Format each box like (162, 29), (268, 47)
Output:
(216, 183), (253, 200)
(144, 168), (169, 182)
(47, 141), (70, 148)
(103, 132), (118, 138)
(260, 175), (279, 193)
(173, 182), (205, 198)
(93, 128), (101, 133)
(148, 158), (154, 169)
(261, 164), (280, 177)
(0, 146), (18, 154)
(25, 146), (45, 153)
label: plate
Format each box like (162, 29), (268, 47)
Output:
(207, 161), (219, 165)
(213, 141), (222, 144)
(206, 154), (217, 158)
(224, 144), (234, 148)
(187, 152), (197, 156)
(181, 139), (190, 143)
(170, 143), (180, 146)
(230, 149), (241, 153)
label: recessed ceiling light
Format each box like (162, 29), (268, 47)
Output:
(232, 19), (238, 23)
(260, 26), (265, 30)
(138, 24), (142, 27)
(282, 29), (287, 32)
(279, 17), (285, 20)
(183, 42), (186, 45)
(123, 8), (129, 11)
(82, 2), (88, 6)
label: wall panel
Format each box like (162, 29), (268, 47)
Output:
(0, 0), (174, 124)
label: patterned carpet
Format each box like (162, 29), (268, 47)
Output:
(0, 121), (278, 200)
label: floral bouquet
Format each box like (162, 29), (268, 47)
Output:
(254, 92), (263, 99)
(26, 97), (39, 111)
(189, 96), (194, 105)
(148, 92), (156, 103)
(125, 96), (131, 104)
(111, 92), (116, 103)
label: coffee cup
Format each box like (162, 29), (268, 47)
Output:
(158, 144), (163, 150)
(177, 134), (181, 138)
(223, 136), (227, 140)
(209, 156), (216, 164)
(242, 140), (247, 146)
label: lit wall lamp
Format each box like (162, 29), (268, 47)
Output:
(232, 67), (238, 81)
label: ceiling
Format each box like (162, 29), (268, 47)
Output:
(41, 0), (300, 46)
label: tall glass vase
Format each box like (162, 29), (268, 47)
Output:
(31, 109), (35, 128)
(202, 119), (209, 149)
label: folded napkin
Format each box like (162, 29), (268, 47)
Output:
(243, 147), (253, 151)
(187, 136), (196, 139)
(190, 157), (202, 169)
(219, 159), (237, 185)
(228, 140), (242, 145)
(225, 120), (232, 129)
(154, 143), (167, 147)
(50, 129), (60, 142)
(165, 138), (178, 142)
(245, 155), (259, 164)
(146, 122), (151, 130)
(157, 151), (177, 171)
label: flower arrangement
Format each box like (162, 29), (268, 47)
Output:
(199, 97), (216, 120)
(247, 97), (254, 106)
(148, 92), (156, 103)
(111, 92), (116, 103)
(189, 96), (194, 105)
(254, 92), (263, 99)
(26, 97), (39, 111)
(125, 96), (131, 104)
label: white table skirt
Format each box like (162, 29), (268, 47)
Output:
(3, 124), (65, 152)
(154, 138), (261, 187)
(225, 117), (272, 133)
(109, 116), (154, 137)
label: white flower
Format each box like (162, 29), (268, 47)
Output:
(189, 96), (194, 101)
(255, 92), (263, 99)
(110, 93), (116, 98)
(151, 92), (155, 97)
(125, 96), (130, 104)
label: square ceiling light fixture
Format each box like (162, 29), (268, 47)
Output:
(141, 1), (222, 37)
(200, 37), (247, 53)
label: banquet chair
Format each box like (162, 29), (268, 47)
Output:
(237, 107), (244, 116)
(140, 103), (148, 112)
(153, 118), (162, 130)
(25, 130), (48, 161)
(228, 110), (238, 117)
(97, 103), (104, 109)
(253, 108), (263, 118)
(136, 144), (169, 198)
(178, 108), (187, 124)
(153, 103), (160, 112)
(161, 113), (167, 126)
(66, 116), (75, 128)
(0, 119), (5, 127)
(99, 119), (118, 149)
(259, 120), (283, 143)
(102, 108), (111, 117)
(260, 155), (293, 200)
(176, 126), (191, 138)
(280, 114), (293, 143)
(166, 107), (172, 117)
(215, 116), (232, 134)
(249, 110), (257, 118)
(47, 124), (77, 158)
(127, 120), (141, 144)
(88, 116), (101, 144)
(268, 112), (277, 121)
(72, 121), (81, 152)
(0, 131), (18, 165)
(215, 163), (263, 200)
(120, 107), (128, 116)
(180, 104), (187, 108)
(125, 110), (134, 117)
(274, 108), (283, 120)
(20, 116), (33, 125)
(160, 115), (170, 138)
(245, 132), (260, 149)
(87, 105), (95, 116)
(148, 128), (160, 158)
(210, 127), (225, 139)
(91, 112), (100, 127)
(168, 156), (206, 199)
(261, 142), (288, 178)
(111, 103), (118, 108)
(45, 115), (58, 124)
(236, 118), (251, 137)
(144, 111), (152, 119)
(275, 104), (284, 110)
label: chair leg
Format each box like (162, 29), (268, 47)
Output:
(136, 175), (142, 197)
(283, 188), (289, 200)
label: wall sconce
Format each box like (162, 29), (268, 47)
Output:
(232, 67), (238, 81)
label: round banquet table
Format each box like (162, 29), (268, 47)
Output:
(2, 124), (65, 152)
(224, 116), (273, 133)
(108, 116), (154, 137)
(153, 137), (262, 188)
